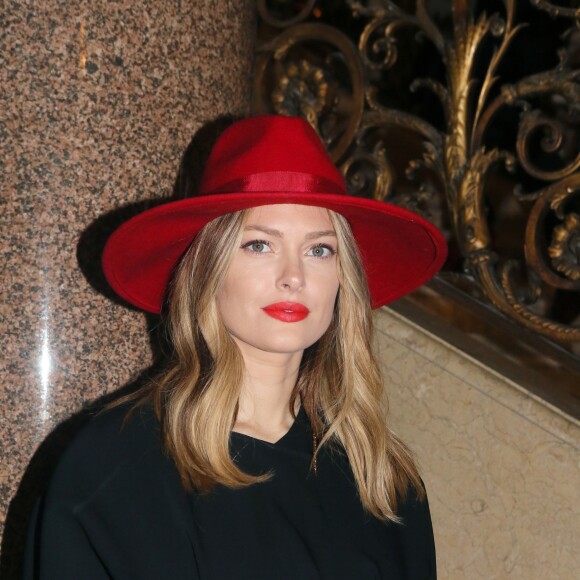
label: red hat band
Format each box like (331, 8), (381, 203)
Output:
(204, 171), (346, 196)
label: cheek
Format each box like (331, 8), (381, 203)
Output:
(216, 271), (240, 326)
(217, 263), (262, 323)
(314, 273), (340, 325)
(318, 269), (340, 305)
(218, 260), (245, 305)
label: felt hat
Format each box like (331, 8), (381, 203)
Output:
(103, 115), (447, 313)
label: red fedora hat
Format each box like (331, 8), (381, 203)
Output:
(103, 115), (447, 313)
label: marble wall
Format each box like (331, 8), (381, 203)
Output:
(1, 0), (255, 574)
(375, 308), (580, 579)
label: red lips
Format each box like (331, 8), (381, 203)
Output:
(262, 302), (310, 323)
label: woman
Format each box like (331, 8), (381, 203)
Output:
(25, 115), (446, 579)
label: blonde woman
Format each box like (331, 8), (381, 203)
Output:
(25, 115), (447, 579)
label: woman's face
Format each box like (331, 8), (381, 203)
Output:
(217, 204), (340, 360)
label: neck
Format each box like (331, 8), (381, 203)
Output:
(233, 339), (303, 442)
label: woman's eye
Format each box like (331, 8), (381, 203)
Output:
(242, 240), (271, 254)
(308, 244), (335, 258)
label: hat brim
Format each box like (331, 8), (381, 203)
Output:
(102, 192), (447, 313)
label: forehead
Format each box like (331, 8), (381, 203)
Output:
(244, 204), (334, 229)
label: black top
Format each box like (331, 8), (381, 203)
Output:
(24, 404), (436, 579)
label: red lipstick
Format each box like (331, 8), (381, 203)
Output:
(262, 302), (310, 323)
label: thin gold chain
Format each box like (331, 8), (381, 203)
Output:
(312, 432), (318, 475)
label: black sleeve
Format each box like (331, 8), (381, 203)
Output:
(23, 495), (111, 579)
(398, 483), (437, 580)
(22, 405), (198, 580)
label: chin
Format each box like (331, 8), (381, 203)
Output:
(236, 334), (317, 356)
(265, 334), (325, 353)
(257, 341), (312, 355)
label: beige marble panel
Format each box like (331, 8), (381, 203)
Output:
(374, 307), (580, 580)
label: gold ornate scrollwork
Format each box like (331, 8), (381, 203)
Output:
(257, 0), (317, 28)
(526, 174), (580, 289)
(529, 0), (580, 19)
(254, 22), (365, 161)
(254, 0), (580, 344)
(271, 59), (328, 131)
(517, 109), (580, 181)
(340, 129), (396, 201)
(549, 212), (580, 281)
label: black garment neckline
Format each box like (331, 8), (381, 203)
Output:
(230, 405), (310, 451)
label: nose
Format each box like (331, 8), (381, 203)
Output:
(276, 253), (305, 292)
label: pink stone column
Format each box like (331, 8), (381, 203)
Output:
(1, 1), (255, 574)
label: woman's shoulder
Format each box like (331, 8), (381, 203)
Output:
(26, 405), (196, 578)
(63, 401), (160, 464)
(395, 480), (437, 577)
(46, 402), (169, 505)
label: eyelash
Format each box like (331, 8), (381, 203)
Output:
(241, 239), (270, 255)
(309, 243), (336, 259)
(241, 240), (336, 259)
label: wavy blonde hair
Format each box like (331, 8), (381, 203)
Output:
(142, 207), (424, 521)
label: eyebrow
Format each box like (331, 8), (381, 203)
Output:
(243, 225), (337, 240)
